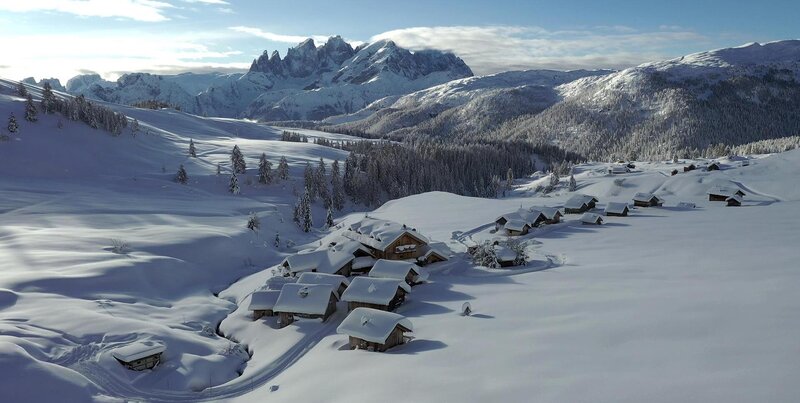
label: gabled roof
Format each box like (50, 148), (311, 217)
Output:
(609, 165), (630, 173)
(352, 256), (377, 270)
(343, 217), (430, 251)
(248, 290), (281, 311)
(565, 194), (598, 209)
(282, 249), (354, 275)
(580, 212), (603, 224)
(708, 185), (745, 197)
(341, 277), (411, 305)
(321, 236), (373, 256)
(265, 275), (297, 290)
(538, 207), (562, 220)
(337, 307), (413, 344)
(369, 259), (423, 281)
(112, 341), (165, 363)
(504, 219), (530, 232)
(273, 283), (338, 316)
(297, 272), (350, 289)
(727, 194), (743, 204)
(495, 245), (518, 262)
(605, 202), (630, 214)
(633, 192), (661, 203)
(496, 208), (545, 226)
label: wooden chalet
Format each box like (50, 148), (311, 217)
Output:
(539, 207), (563, 224)
(504, 219), (531, 236)
(564, 194), (599, 214)
(707, 162), (721, 171)
(248, 290), (281, 320)
(369, 259), (427, 286)
(273, 284), (339, 328)
(112, 341), (165, 371)
(580, 212), (604, 225)
(418, 243), (449, 266)
(604, 202), (630, 217)
(726, 194), (743, 206)
(297, 272), (350, 297)
(671, 169), (678, 176)
(708, 186), (746, 201)
(495, 208), (547, 235)
(683, 164), (697, 172)
(495, 245), (520, 268)
(343, 217), (431, 261)
(337, 308), (413, 352)
(280, 249), (354, 277)
(633, 192), (664, 207)
(340, 277), (411, 312)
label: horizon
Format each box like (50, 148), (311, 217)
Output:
(1, 1), (799, 83)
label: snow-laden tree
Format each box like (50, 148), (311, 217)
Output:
(325, 206), (334, 228)
(41, 82), (54, 114)
(274, 232), (280, 247)
(24, 95), (38, 122)
(247, 212), (260, 232)
(297, 188), (313, 232)
(471, 241), (499, 268)
(229, 173), (240, 195)
(230, 145), (246, 174)
(506, 239), (527, 266)
(130, 118), (140, 135)
(15, 82), (27, 97)
(545, 171), (560, 193)
(317, 158), (331, 208)
(189, 139), (197, 157)
(216, 162), (222, 175)
(277, 156), (290, 180)
(7, 113), (18, 133)
(258, 153), (273, 184)
(303, 162), (317, 201)
(568, 175), (577, 191)
(175, 164), (188, 184)
(330, 159), (344, 211)
(506, 168), (514, 190)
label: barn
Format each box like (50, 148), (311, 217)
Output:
(633, 192), (664, 207)
(605, 202), (630, 217)
(280, 249), (354, 277)
(273, 284), (339, 328)
(337, 308), (413, 352)
(564, 195), (599, 214)
(297, 272), (350, 297)
(580, 212), (604, 225)
(340, 277), (411, 312)
(369, 259), (427, 286)
(248, 290), (281, 320)
(343, 218), (432, 261)
(112, 341), (165, 371)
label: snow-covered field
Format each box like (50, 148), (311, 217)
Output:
(1, 78), (799, 402)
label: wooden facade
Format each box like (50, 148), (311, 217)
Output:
(708, 193), (728, 201)
(683, 164), (696, 172)
(116, 353), (162, 371)
(347, 325), (410, 352)
(253, 308), (274, 320)
(727, 198), (742, 207)
(565, 204), (591, 214)
(505, 225), (530, 236)
(372, 233), (427, 260)
(606, 207), (629, 217)
(346, 288), (406, 312)
(276, 293), (338, 328)
(707, 163), (720, 171)
(633, 198), (662, 207)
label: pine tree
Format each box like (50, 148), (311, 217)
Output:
(247, 212), (260, 232)
(317, 158), (331, 208)
(175, 164), (188, 184)
(15, 82), (27, 97)
(230, 145), (246, 174)
(325, 206), (334, 228)
(188, 139), (196, 157)
(41, 82), (54, 114)
(506, 168), (514, 190)
(216, 162), (222, 175)
(277, 156), (290, 180)
(24, 95), (38, 122)
(130, 118), (139, 135)
(229, 173), (240, 195)
(258, 153), (273, 184)
(7, 113), (18, 133)
(568, 175), (577, 192)
(303, 162), (316, 201)
(330, 159), (344, 211)
(299, 188), (313, 232)
(274, 232), (280, 247)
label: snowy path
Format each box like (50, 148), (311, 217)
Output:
(68, 311), (344, 402)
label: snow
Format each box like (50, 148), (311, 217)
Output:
(281, 249), (354, 275)
(273, 284), (337, 316)
(565, 194), (598, 209)
(247, 290), (281, 311)
(368, 259), (423, 281)
(340, 277), (410, 306)
(336, 308), (413, 344)
(604, 202), (630, 215)
(111, 341), (166, 363)
(352, 256), (376, 270)
(633, 192), (661, 203)
(580, 212), (604, 224)
(296, 272), (349, 289)
(343, 217), (430, 251)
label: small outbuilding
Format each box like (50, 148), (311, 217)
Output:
(633, 192), (664, 207)
(608, 165), (630, 174)
(417, 243), (449, 266)
(708, 186), (746, 201)
(351, 256), (377, 275)
(112, 341), (165, 371)
(539, 207), (563, 224)
(564, 194), (599, 214)
(707, 162), (721, 171)
(248, 290), (281, 320)
(369, 259), (427, 286)
(671, 169), (678, 176)
(297, 272), (350, 297)
(726, 194), (743, 206)
(337, 308), (413, 352)
(273, 283), (339, 328)
(503, 219), (531, 236)
(683, 164), (697, 172)
(604, 202), (630, 217)
(341, 277), (411, 312)
(580, 212), (604, 225)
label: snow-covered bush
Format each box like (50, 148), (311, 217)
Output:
(471, 241), (499, 268)
(109, 239), (130, 254)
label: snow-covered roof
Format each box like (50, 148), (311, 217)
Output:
(565, 194), (598, 209)
(341, 277), (411, 305)
(496, 208), (545, 226)
(538, 207), (562, 220)
(321, 236), (373, 256)
(273, 283), (338, 315)
(727, 194), (744, 204)
(112, 341), (165, 363)
(353, 256), (376, 270)
(343, 217), (430, 251)
(609, 165), (630, 173)
(580, 212), (603, 224)
(282, 249), (354, 275)
(265, 275), (297, 290)
(708, 185), (745, 197)
(504, 219), (530, 232)
(337, 307), (413, 344)
(248, 290), (281, 311)
(605, 202), (629, 214)
(422, 242), (451, 260)
(297, 272), (350, 289)
(495, 245), (518, 262)
(369, 259), (422, 281)
(633, 192), (661, 203)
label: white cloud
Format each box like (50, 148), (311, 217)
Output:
(0, 0), (175, 22)
(371, 25), (710, 74)
(181, 0), (229, 4)
(229, 26), (331, 46)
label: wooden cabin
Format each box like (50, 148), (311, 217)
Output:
(337, 308), (413, 352)
(273, 284), (339, 328)
(707, 162), (721, 171)
(112, 341), (165, 371)
(297, 272), (350, 297)
(281, 249), (354, 277)
(369, 259), (427, 286)
(539, 207), (563, 224)
(418, 246), (448, 266)
(633, 192), (663, 207)
(341, 277), (411, 312)
(708, 186), (746, 201)
(726, 194), (743, 206)
(564, 195), (599, 214)
(683, 164), (696, 172)
(495, 245), (521, 268)
(671, 169), (678, 176)
(496, 209), (547, 235)
(343, 218), (432, 261)
(608, 165), (630, 175)
(580, 212), (604, 225)
(504, 219), (531, 236)
(605, 202), (630, 217)
(248, 290), (281, 320)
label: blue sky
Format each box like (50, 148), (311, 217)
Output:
(0, 0), (797, 82)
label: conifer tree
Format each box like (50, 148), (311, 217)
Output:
(188, 139), (196, 157)
(41, 82), (54, 114)
(274, 232), (280, 247)
(277, 156), (290, 180)
(230, 145), (246, 174)
(175, 164), (188, 184)
(330, 159), (344, 211)
(298, 188), (313, 232)
(506, 168), (514, 190)
(229, 173), (240, 195)
(24, 95), (38, 122)
(7, 113), (18, 133)
(247, 212), (260, 232)
(216, 162), (222, 175)
(130, 118), (139, 135)
(325, 206), (334, 228)
(15, 82), (27, 97)
(303, 162), (317, 201)
(258, 153), (273, 184)
(568, 175), (577, 191)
